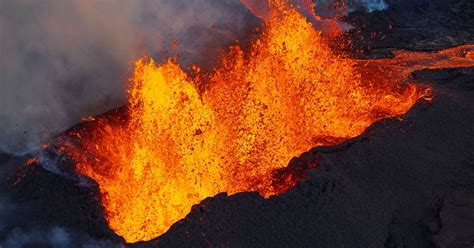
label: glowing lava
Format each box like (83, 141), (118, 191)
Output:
(60, 0), (474, 243)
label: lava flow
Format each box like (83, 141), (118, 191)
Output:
(59, 0), (474, 243)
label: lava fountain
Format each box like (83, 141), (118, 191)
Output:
(59, 0), (474, 243)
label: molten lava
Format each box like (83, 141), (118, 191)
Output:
(60, 0), (474, 243)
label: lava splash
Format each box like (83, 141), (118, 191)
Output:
(59, 0), (474, 243)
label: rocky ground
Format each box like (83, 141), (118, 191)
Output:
(342, 0), (474, 57)
(1, 0), (473, 247)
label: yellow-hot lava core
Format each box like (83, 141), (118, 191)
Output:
(61, 0), (474, 243)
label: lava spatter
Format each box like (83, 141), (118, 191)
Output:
(60, 0), (474, 243)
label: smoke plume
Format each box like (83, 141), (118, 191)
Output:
(0, 0), (257, 155)
(0, 0), (386, 155)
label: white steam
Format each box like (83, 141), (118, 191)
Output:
(1, 226), (122, 248)
(348, 0), (387, 12)
(0, 0), (256, 155)
(0, 0), (386, 155)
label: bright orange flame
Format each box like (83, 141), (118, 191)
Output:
(61, 0), (474, 243)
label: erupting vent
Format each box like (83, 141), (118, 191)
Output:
(58, 0), (474, 243)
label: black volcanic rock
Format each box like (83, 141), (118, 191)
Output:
(432, 191), (474, 248)
(7, 165), (119, 241)
(1, 0), (474, 247)
(0, 154), (124, 247)
(341, 0), (474, 58)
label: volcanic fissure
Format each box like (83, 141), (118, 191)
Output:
(53, 0), (474, 243)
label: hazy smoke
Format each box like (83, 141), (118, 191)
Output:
(0, 0), (386, 155)
(0, 0), (257, 155)
(314, 0), (387, 18)
(350, 0), (387, 12)
(1, 226), (122, 248)
(2, 227), (71, 248)
(0, 196), (14, 235)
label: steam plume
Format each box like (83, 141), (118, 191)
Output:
(0, 0), (386, 155)
(0, 0), (257, 155)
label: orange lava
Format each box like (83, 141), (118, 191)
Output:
(357, 45), (474, 89)
(26, 157), (38, 166)
(60, 0), (474, 243)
